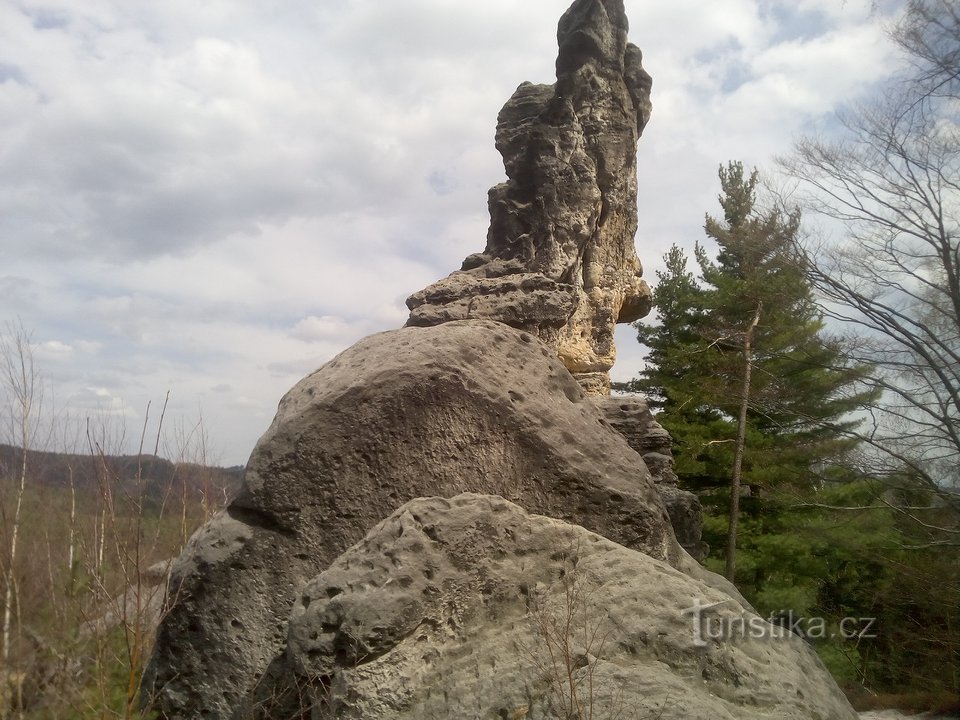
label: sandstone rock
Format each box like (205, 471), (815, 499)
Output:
(144, 320), (725, 719)
(141, 0), (855, 716)
(269, 493), (857, 719)
(590, 394), (709, 560)
(656, 483), (710, 562)
(80, 559), (171, 638)
(407, 0), (653, 394)
(588, 394), (674, 480)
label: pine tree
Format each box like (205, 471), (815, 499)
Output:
(622, 161), (877, 575)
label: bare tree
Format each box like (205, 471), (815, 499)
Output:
(0, 322), (42, 672)
(892, 0), (959, 102)
(779, 0), (960, 534)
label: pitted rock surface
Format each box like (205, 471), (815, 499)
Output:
(407, 0), (653, 394)
(268, 494), (857, 719)
(143, 321), (722, 719)
(141, 1), (859, 717)
(590, 394), (675, 479)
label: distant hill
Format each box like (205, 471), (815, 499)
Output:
(0, 442), (244, 508)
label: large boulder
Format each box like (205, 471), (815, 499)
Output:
(406, 0), (654, 394)
(268, 493), (856, 719)
(142, 0), (861, 716)
(144, 320), (721, 718)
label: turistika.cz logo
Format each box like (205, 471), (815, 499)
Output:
(681, 598), (877, 648)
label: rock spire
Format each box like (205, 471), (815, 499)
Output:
(407, 0), (653, 394)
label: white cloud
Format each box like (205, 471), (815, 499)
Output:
(71, 385), (129, 417)
(1, 0), (906, 463)
(291, 316), (350, 343)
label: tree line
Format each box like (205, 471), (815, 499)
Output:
(0, 323), (235, 718)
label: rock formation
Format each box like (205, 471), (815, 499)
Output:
(142, 2), (860, 718)
(590, 394), (709, 561)
(406, 0), (653, 395)
(275, 494), (854, 719)
(143, 321), (726, 718)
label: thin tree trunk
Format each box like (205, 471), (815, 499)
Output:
(1, 326), (36, 667)
(725, 303), (761, 582)
(1, 450), (26, 664)
(67, 466), (76, 579)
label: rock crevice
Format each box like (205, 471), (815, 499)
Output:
(590, 394), (709, 561)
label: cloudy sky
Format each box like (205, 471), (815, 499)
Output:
(1, 0), (904, 465)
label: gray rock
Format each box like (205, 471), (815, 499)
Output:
(144, 320), (719, 719)
(657, 483), (710, 562)
(273, 493), (857, 719)
(406, 0), (654, 394)
(141, 0), (855, 715)
(590, 394), (709, 560)
(588, 395), (674, 480)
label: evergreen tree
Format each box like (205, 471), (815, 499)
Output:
(621, 162), (960, 699)
(622, 161), (877, 568)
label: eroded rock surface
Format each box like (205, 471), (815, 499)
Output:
(143, 321), (716, 719)
(270, 494), (856, 719)
(142, 1), (861, 717)
(407, 0), (653, 394)
(590, 394), (709, 560)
